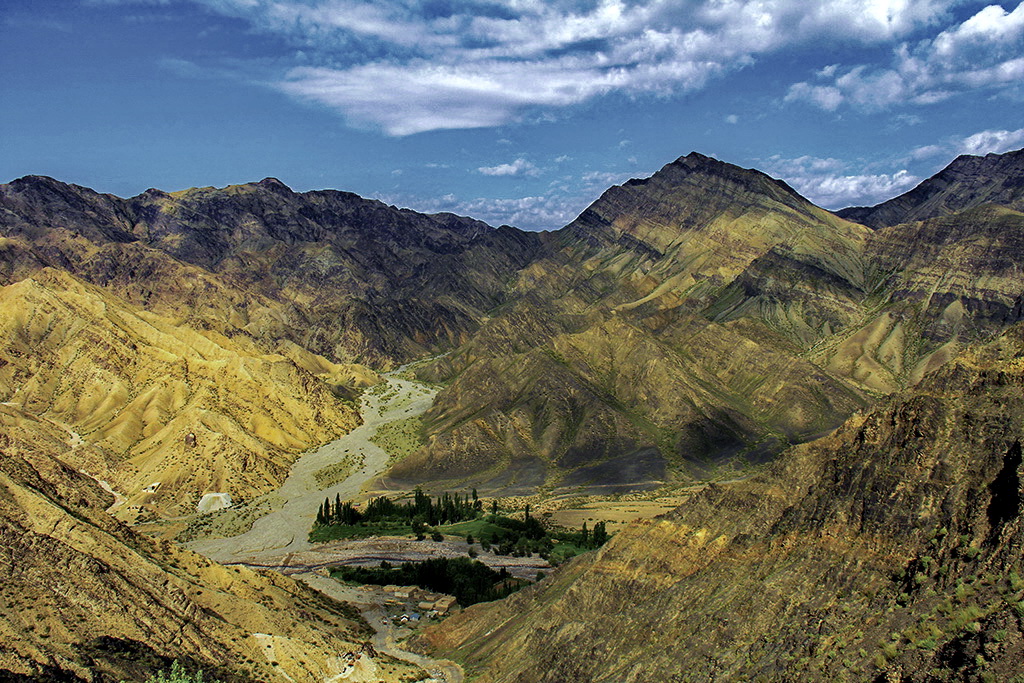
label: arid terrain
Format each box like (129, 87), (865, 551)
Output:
(3, 146), (1024, 682)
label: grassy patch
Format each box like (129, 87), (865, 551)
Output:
(437, 518), (510, 538)
(313, 453), (363, 488)
(309, 521), (415, 542)
(175, 494), (283, 543)
(370, 415), (425, 464)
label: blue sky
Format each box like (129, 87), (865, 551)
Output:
(2, 1), (1023, 230)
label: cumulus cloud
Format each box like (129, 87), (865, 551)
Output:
(958, 126), (1024, 154)
(395, 192), (585, 230)
(477, 158), (540, 176)
(908, 126), (1024, 161)
(787, 2), (1024, 111)
(761, 155), (919, 208)
(162, 0), (970, 134)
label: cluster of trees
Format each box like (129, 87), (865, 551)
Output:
(331, 557), (525, 607)
(315, 487), (482, 528)
(475, 508), (609, 561)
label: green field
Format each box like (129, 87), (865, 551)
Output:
(309, 521), (414, 542)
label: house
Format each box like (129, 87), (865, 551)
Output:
(434, 596), (457, 613)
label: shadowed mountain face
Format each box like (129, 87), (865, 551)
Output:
(391, 150), (1024, 493)
(0, 176), (542, 514)
(419, 321), (1024, 682)
(0, 175), (544, 367)
(838, 148), (1024, 229)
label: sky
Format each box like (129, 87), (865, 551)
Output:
(1, 1), (1023, 230)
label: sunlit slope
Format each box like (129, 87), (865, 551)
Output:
(394, 154), (874, 489)
(395, 152), (1024, 492)
(0, 410), (420, 682)
(0, 268), (358, 516)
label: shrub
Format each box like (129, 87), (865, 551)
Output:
(145, 661), (210, 683)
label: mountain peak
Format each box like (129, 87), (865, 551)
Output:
(255, 177), (292, 193)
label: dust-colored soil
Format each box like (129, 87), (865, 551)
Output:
(545, 495), (694, 531)
(234, 536), (550, 582)
(187, 365), (439, 563)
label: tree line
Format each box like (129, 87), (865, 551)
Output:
(315, 487), (482, 528)
(331, 557), (525, 607)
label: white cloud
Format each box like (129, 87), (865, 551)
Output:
(393, 192), (586, 230)
(787, 3), (1024, 111)
(160, 0), (971, 134)
(477, 158), (541, 177)
(909, 126), (1024, 161)
(761, 155), (919, 208)
(724, 113), (739, 124)
(958, 126), (1024, 155)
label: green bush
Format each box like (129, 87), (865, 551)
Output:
(145, 661), (211, 683)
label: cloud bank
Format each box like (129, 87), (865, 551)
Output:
(787, 3), (1024, 111)
(170, 0), (982, 134)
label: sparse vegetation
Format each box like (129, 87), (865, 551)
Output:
(145, 661), (212, 683)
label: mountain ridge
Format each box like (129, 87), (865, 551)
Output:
(838, 148), (1024, 229)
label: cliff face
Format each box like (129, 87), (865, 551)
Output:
(421, 321), (1024, 682)
(0, 411), (420, 683)
(393, 151), (1024, 492)
(838, 148), (1024, 229)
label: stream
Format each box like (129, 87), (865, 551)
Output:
(186, 363), (464, 681)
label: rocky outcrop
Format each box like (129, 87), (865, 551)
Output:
(838, 148), (1024, 228)
(420, 321), (1024, 681)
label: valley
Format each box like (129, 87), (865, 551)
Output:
(2, 146), (1024, 681)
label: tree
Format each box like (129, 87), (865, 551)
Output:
(591, 521), (608, 546)
(466, 533), (474, 545)
(145, 661), (209, 683)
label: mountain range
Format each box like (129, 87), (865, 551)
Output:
(2, 146), (1024, 681)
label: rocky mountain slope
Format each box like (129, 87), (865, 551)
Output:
(838, 148), (1024, 229)
(390, 150), (1024, 494)
(4, 149), (1024, 507)
(0, 175), (543, 367)
(0, 175), (541, 513)
(0, 409), (422, 683)
(0, 268), (361, 517)
(419, 319), (1024, 682)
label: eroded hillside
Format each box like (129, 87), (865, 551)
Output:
(0, 175), (541, 513)
(0, 410), (423, 682)
(392, 150), (1024, 494)
(419, 320), (1024, 682)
